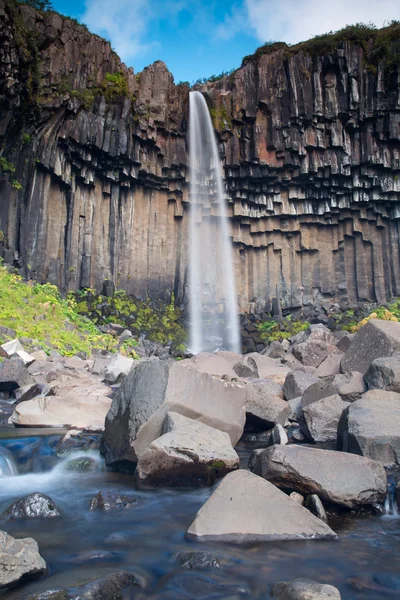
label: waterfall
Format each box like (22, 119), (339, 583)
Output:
(188, 91), (240, 354)
(384, 483), (399, 517)
(0, 446), (18, 477)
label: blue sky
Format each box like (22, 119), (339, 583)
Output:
(52, 0), (399, 82)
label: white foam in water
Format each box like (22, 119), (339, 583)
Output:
(0, 450), (103, 501)
(0, 446), (19, 477)
(384, 484), (399, 518)
(188, 91), (240, 354)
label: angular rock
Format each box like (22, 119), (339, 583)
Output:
(11, 394), (112, 430)
(64, 355), (86, 370)
(101, 361), (246, 471)
(136, 412), (239, 487)
(292, 340), (329, 368)
(305, 494), (328, 523)
(244, 380), (289, 429)
(55, 429), (100, 457)
(250, 445), (387, 508)
(290, 492), (304, 505)
(341, 320), (400, 374)
(302, 372), (366, 407)
(292, 324), (337, 346)
(186, 352), (238, 378)
(336, 333), (355, 353)
(89, 491), (139, 511)
(187, 470), (337, 542)
(22, 571), (141, 599)
(2, 493), (61, 520)
(13, 382), (46, 404)
(103, 354), (135, 384)
(315, 354), (342, 377)
(269, 424), (289, 446)
(173, 551), (220, 570)
(0, 339), (24, 358)
(0, 356), (35, 392)
(0, 530), (47, 590)
(272, 579), (341, 599)
(287, 397), (302, 421)
(338, 389), (400, 465)
(283, 371), (319, 400)
(301, 394), (344, 443)
(364, 355), (400, 393)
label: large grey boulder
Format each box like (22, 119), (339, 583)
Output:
(292, 324), (337, 346)
(249, 445), (386, 508)
(272, 578), (341, 599)
(315, 354), (342, 377)
(186, 352), (238, 378)
(187, 470), (337, 542)
(364, 355), (400, 393)
(341, 319), (400, 374)
(283, 371), (319, 400)
(244, 380), (290, 428)
(338, 389), (400, 465)
(302, 372), (366, 407)
(101, 360), (246, 471)
(11, 394), (112, 430)
(235, 354), (290, 384)
(301, 394), (344, 443)
(0, 356), (35, 392)
(292, 341), (329, 368)
(0, 530), (47, 590)
(103, 354), (135, 384)
(2, 493), (61, 520)
(136, 412), (239, 487)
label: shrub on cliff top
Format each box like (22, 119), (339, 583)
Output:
(17, 0), (53, 11)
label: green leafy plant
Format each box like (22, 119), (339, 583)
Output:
(17, 0), (53, 11)
(257, 316), (310, 343)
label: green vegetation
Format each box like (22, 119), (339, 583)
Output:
(17, 0), (52, 10)
(0, 263), (117, 356)
(209, 104), (232, 131)
(241, 22), (400, 78)
(338, 302), (400, 332)
(21, 132), (31, 144)
(0, 157), (16, 174)
(71, 288), (186, 350)
(257, 315), (310, 344)
(55, 71), (130, 109)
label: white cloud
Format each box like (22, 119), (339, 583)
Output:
(82, 0), (183, 61)
(216, 3), (249, 40)
(246, 0), (400, 44)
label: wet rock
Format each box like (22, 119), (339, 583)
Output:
(2, 493), (61, 520)
(101, 360), (246, 471)
(63, 457), (98, 472)
(291, 427), (305, 442)
(187, 470), (337, 542)
(283, 371), (319, 400)
(22, 570), (141, 599)
(341, 320), (400, 374)
(240, 430), (272, 443)
(136, 412), (239, 487)
(55, 429), (101, 457)
(301, 394), (344, 443)
(364, 355), (400, 393)
(172, 552), (220, 569)
(305, 494), (328, 523)
(0, 529), (47, 590)
(244, 380), (290, 430)
(272, 578), (341, 599)
(89, 490), (139, 511)
(338, 390), (400, 465)
(249, 445), (387, 508)
(11, 394), (112, 430)
(0, 356), (35, 392)
(103, 353), (135, 384)
(159, 571), (250, 599)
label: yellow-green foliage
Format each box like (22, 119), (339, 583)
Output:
(0, 264), (116, 356)
(209, 104), (232, 131)
(340, 302), (400, 332)
(55, 71), (129, 109)
(72, 288), (186, 349)
(257, 316), (310, 343)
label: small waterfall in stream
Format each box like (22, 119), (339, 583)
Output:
(188, 91), (240, 354)
(0, 446), (18, 477)
(384, 483), (399, 517)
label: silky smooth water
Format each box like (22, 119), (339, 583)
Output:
(1, 430), (400, 599)
(188, 91), (240, 354)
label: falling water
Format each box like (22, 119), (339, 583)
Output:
(384, 483), (399, 517)
(188, 91), (240, 354)
(0, 446), (18, 477)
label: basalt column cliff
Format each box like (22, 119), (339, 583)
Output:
(0, 0), (399, 313)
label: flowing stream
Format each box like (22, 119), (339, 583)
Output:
(188, 91), (240, 354)
(1, 429), (400, 599)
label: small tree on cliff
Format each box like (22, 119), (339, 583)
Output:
(18, 0), (53, 11)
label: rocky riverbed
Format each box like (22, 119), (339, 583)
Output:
(0, 319), (400, 598)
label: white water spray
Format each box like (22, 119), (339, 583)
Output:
(188, 91), (240, 354)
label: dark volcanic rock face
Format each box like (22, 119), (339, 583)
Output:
(0, 0), (399, 313)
